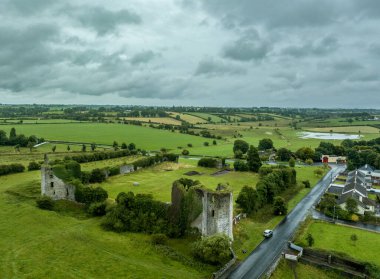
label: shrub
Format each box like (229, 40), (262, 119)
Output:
(273, 196), (287, 215)
(28, 161), (41, 171)
(108, 166), (120, 176)
(198, 158), (218, 168)
(306, 233), (314, 247)
(75, 186), (108, 205)
(234, 160), (249, 171)
(89, 168), (107, 183)
(187, 143), (193, 147)
(88, 201), (107, 216)
(192, 234), (231, 265)
(36, 196), (54, 210)
(203, 142), (209, 146)
(151, 233), (168, 245)
(302, 180), (311, 188)
(182, 149), (189, 156)
(0, 163), (25, 176)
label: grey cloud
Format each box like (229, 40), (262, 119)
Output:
(2, 0), (55, 15)
(195, 58), (246, 76)
(281, 36), (338, 58)
(200, 0), (342, 29)
(130, 51), (159, 65)
(70, 6), (142, 35)
(223, 30), (270, 62)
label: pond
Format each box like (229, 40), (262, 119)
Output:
(299, 132), (363, 140)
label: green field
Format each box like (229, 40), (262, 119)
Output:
(186, 112), (224, 123)
(0, 123), (209, 152)
(271, 259), (341, 279)
(296, 220), (380, 266)
(0, 171), (214, 279)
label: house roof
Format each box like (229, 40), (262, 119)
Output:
(327, 185), (344, 196)
(338, 191), (375, 208)
(358, 164), (375, 174)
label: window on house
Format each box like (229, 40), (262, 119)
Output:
(211, 210), (215, 217)
(66, 188), (69, 197)
(49, 175), (53, 179)
(50, 182), (54, 188)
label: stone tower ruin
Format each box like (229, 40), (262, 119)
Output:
(41, 154), (76, 201)
(191, 186), (233, 240)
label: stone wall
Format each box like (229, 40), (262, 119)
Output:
(120, 165), (134, 174)
(192, 188), (233, 240)
(41, 165), (76, 201)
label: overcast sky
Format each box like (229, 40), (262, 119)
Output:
(0, 0), (379, 108)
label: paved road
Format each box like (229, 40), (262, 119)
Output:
(229, 165), (345, 279)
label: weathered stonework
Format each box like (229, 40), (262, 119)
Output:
(40, 155), (76, 201)
(120, 165), (134, 174)
(191, 187), (233, 240)
(41, 165), (76, 201)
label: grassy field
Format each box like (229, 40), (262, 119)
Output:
(296, 220), (380, 266)
(271, 259), (341, 279)
(169, 113), (206, 124)
(186, 112), (224, 123)
(0, 171), (214, 279)
(97, 159), (259, 203)
(299, 117), (380, 128)
(124, 117), (182, 125)
(0, 123), (209, 152)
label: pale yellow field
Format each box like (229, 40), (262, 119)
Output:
(307, 126), (380, 134)
(168, 112), (207, 124)
(124, 117), (181, 125)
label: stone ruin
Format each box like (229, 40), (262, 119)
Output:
(41, 154), (135, 201)
(190, 185), (234, 240)
(41, 155), (76, 201)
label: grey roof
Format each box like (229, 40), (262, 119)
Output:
(358, 164), (375, 173)
(338, 191), (375, 208)
(327, 186), (344, 196)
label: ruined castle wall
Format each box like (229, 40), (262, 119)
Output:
(200, 191), (233, 240)
(41, 166), (76, 201)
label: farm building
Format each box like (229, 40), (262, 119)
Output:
(321, 155), (347, 164)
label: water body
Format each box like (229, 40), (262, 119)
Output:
(299, 132), (363, 140)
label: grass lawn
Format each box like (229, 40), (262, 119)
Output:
(296, 220), (380, 266)
(0, 123), (209, 152)
(97, 160), (259, 203)
(271, 258), (341, 279)
(0, 171), (214, 279)
(124, 117), (182, 125)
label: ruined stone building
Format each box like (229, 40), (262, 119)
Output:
(190, 186), (234, 240)
(41, 155), (76, 201)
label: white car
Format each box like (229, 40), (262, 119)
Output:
(263, 229), (273, 238)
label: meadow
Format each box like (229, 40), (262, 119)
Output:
(0, 123), (209, 152)
(0, 171), (214, 279)
(296, 220), (380, 266)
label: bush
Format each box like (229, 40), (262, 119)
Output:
(75, 186), (108, 205)
(192, 234), (231, 265)
(234, 160), (249, 171)
(151, 233), (168, 245)
(89, 168), (107, 183)
(302, 180), (311, 188)
(36, 196), (54, 210)
(108, 166), (120, 176)
(88, 201), (107, 216)
(273, 196), (287, 215)
(0, 163), (25, 176)
(28, 161), (41, 171)
(182, 149), (189, 156)
(198, 158), (218, 168)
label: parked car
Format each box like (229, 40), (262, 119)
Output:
(263, 229), (273, 238)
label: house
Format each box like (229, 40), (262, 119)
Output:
(327, 169), (376, 214)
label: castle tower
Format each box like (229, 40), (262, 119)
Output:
(40, 155), (76, 201)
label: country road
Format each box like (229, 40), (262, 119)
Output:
(229, 164), (346, 279)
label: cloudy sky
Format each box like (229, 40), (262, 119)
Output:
(0, 0), (379, 107)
